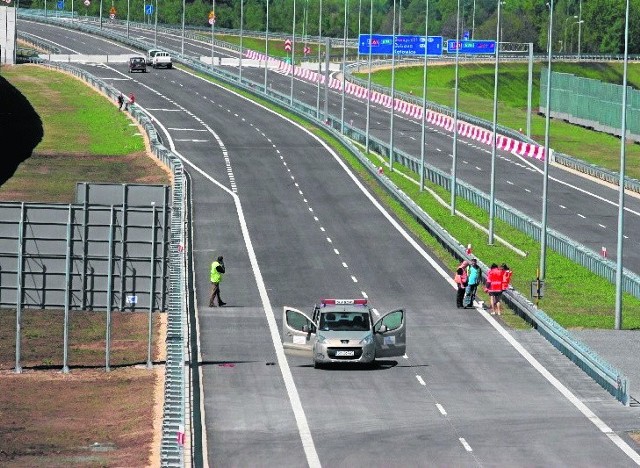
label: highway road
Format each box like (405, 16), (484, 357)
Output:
(17, 19), (640, 467)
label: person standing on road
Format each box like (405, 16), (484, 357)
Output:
(454, 260), (469, 308)
(117, 93), (124, 110)
(463, 258), (481, 308)
(209, 255), (226, 307)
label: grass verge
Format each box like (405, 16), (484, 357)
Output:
(0, 64), (170, 467)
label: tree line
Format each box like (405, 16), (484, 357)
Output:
(24, 0), (640, 54)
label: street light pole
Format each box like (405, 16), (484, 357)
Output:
(264, 0), (269, 91)
(365, 0), (373, 153)
(341, 0), (348, 134)
(540, 0), (554, 280)
(578, 0), (583, 59)
(419, 0), (430, 192)
(563, 15), (577, 53)
(451, 0), (461, 214)
(489, 0), (502, 244)
(389, 0), (397, 172)
(614, 0), (631, 330)
(153, 0), (158, 46)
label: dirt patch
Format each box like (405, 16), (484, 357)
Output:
(0, 310), (166, 467)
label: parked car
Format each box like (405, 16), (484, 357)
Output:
(128, 56), (147, 73)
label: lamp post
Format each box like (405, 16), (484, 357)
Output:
(153, 0), (158, 46)
(563, 15), (577, 53)
(264, 0), (269, 91)
(614, 0), (631, 329)
(571, 20), (583, 54)
(365, 0), (373, 153)
(341, 0), (348, 134)
(451, 0), (461, 214)
(540, 0), (554, 280)
(578, 0), (583, 59)
(239, 0), (243, 83)
(212, 0), (216, 69)
(389, 0), (397, 172)
(419, 0), (430, 191)
(489, 0), (503, 244)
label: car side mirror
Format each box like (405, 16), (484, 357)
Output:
(376, 324), (388, 334)
(302, 324), (311, 333)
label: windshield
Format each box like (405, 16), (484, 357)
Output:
(319, 312), (370, 331)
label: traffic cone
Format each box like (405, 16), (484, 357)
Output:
(466, 243), (472, 255)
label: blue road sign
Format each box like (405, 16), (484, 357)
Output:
(358, 34), (443, 56)
(145, 3), (153, 15)
(463, 30), (470, 40)
(57, 0), (64, 9)
(446, 39), (496, 54)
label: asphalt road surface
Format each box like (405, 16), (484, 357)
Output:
(17, 18), (640, 467)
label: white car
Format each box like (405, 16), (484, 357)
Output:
(146, 49), (172, 69)
(282, 298), (406, 368)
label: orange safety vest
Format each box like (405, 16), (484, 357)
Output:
(486, 268), (503, 293)
(502, 270), (513, 291)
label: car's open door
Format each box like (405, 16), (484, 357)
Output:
(282, 307), (315, 358)
(373, 309), (406, 358)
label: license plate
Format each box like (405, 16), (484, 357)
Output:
(335, 350), (355, 357)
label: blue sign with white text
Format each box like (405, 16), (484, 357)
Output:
(145, 4), (154, 15)
(57, 0), (64, 9)
(358, 34), (443, 56)
(446, 39), (496, 54)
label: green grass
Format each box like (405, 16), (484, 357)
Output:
(356, 62), (640, 179)
(184, 63), (640, 330)
(0, 65), (170, 202)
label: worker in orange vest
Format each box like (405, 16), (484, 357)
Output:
(501, 263), (512, 292)
(485, 263), (504, 315)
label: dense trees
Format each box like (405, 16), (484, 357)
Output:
(27, 0), (640, 53)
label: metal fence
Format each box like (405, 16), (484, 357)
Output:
(540, 69), (640, 142)
(0, 184), (169, 312)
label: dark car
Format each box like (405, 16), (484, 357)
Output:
(128, 56), (147, 73)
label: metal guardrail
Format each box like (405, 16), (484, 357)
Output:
(30, 58), (190, 464)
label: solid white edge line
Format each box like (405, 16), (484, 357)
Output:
(140, 102), (321, 467)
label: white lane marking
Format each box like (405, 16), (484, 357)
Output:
(578, 213), (586, 219)
(143, 104), (321, 468)
(559, 204), (567, 209)
(326, 237), (332, 243)
(436, 404), (447, 416)
(475, 166), (482, 171)
(320, 226), (325, 232)
(351, 276), (358, 283)
(516, 153), (640, 217)
(174, 139), (209, 142)
(459, 438), (473, 452)
(342, 262), (348, 268)
(146, 108), (182, 111)
(506, 180), (514, 185)
(168, 127), (208, 131)
(334, 249), (340, 255)
(314, 216), (319, 222)
(599, 224), (606, 228)
(416, 375), (426, 386)
(361, 291), (368, 299)
(403, 354), (408, 359)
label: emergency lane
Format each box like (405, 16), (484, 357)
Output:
(19, 21), (640, 467)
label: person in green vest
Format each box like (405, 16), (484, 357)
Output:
(209, 255), (226, 307)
